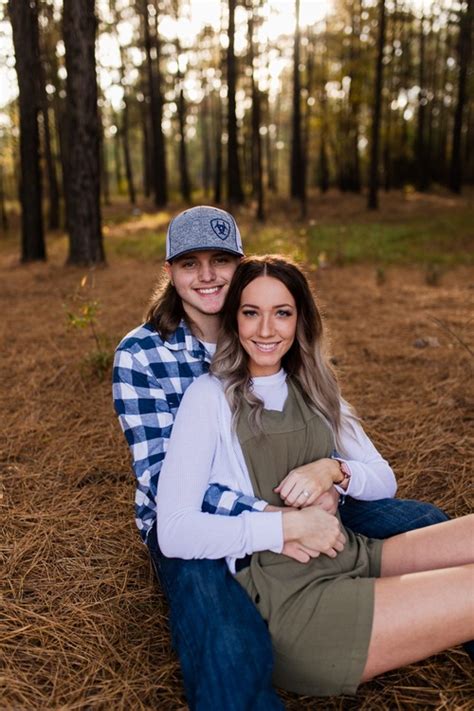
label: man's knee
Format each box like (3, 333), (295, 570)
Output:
(410, 500), (449, 526)
(340, 497), (449, 538)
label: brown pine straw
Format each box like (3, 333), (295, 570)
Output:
(1, 255), (472, 710)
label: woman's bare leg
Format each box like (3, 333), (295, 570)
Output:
(361, 564), (474, 681)
(380, 515), (474, 577)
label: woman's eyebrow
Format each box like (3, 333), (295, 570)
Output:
(240, 303), (294, 308)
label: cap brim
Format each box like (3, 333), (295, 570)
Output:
(167, 246), (244, 262)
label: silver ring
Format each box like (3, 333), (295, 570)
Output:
(302, 489), (310, 498)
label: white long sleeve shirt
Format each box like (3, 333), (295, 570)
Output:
(157, 371), (396, 569)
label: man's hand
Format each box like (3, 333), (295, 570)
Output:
(283, 506), (346, 559)
(274, 458), (342, 507)
(312, 487), (340, 515)
(280, 541), (320, 563)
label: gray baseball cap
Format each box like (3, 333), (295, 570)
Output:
(166, 205), (244, 262)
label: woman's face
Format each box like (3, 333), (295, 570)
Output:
(237, 275), (297, 377)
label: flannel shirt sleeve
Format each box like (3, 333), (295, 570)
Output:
(113, 347), (265, 521)
(203, 483), (267, 515)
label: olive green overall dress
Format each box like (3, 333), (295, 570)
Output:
(235, 378), (383, 697)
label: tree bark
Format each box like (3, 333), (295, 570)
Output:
(415, 12), (430, 191)
(141, 106), (151, 198)
(0, 164), (9, 231)
(227, 0), (244, 204)
(117, 44), (136, 205)
(290, 0), (305, 205)
(100, 126), (111, 206)
(175, 44), (192, 202)
(449, 0), (472, 193)
(36, 11), (60, 231)
(142, 0), (167, 206)
(318, 23), (330, 194)
(248, 0), (264, 220)
(213, 91), (223, 204)
(201, 89), (212, 198)
(122, 100), (136, 204)
(63, 0), (104, 264)
(113, 116), (123, 194)
(347, 0), (362, 192)
(8, 0), (46, 261)
(368, 0), (386, 210)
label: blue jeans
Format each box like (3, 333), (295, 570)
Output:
(339, 496), (449, 537)
(147, 524), (285, 711)
(148, 498), (450, 710)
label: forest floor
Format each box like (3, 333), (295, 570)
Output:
(1, 189), (473, 710)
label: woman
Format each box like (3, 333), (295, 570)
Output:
(157, 256), (473, 696)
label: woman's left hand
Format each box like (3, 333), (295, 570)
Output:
(274, 458), (342, 507)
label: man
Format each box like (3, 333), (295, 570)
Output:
(113, 205), (448, 711)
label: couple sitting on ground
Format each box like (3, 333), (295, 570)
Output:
(113, 206), (473, 710)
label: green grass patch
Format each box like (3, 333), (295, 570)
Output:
(306, 213), (473, 266)
(245, 226), (309, 262)
(102, 207), (473, 266)
(107, 229), (167, 260)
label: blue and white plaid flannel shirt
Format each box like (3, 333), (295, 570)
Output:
(113, 320), (265, 543)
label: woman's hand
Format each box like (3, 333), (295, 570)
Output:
(283, 506), (346, 559)
(274, 458), (343, 507)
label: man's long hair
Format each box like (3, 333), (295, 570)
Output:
(145, 275), (186, 342)
(210, 255), (343, 437)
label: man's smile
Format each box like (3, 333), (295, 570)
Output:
(194, 286), (224, 295)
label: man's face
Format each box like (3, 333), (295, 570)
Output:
(165, 250), (240, 321)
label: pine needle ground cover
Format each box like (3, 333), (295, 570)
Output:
(2, 194), (473, 710)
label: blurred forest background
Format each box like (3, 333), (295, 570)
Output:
(2, 2), (473, 710)
(0, 0), (472, 263)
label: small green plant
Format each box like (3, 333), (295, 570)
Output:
(65, 274), (113, 380)
(375, 266), (386, 285)
(425, 264), (443, 287)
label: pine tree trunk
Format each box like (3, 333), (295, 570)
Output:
(449, 0), (472, 193)
(100, 127), (111, 206)
(142, 0), (167, 206)
(227, 0), (244, 204)
(8, 0), (46, 261)
(319, 24), (330, 194)
(248, 0), (264, 220)
(63, 0), (104, 264)
(290, 0), (305, 202)
(141, 105), (151, 198)
(398, 7), (413, 186)
(122, 99), (136, 204)
(368, 0), (386, 210)
(347, 0), (362, 192)
(319, 139), (329, 193)
(0, 164), (9, 231)
(38, 59), (60, 230)
(213, 91), (223, 204)
(416, 13), (430, 191)
(45, 14), (69, 229)
(37, 1), (60, 228)
(201, 90), (211, 198)
(114, 120), (123, 194)
(175, 52), (191, 203)
(117, 46), (136, 205)
(264, 92), (276, 192)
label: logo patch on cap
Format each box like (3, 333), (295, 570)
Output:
(210, 218), (231, 240)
